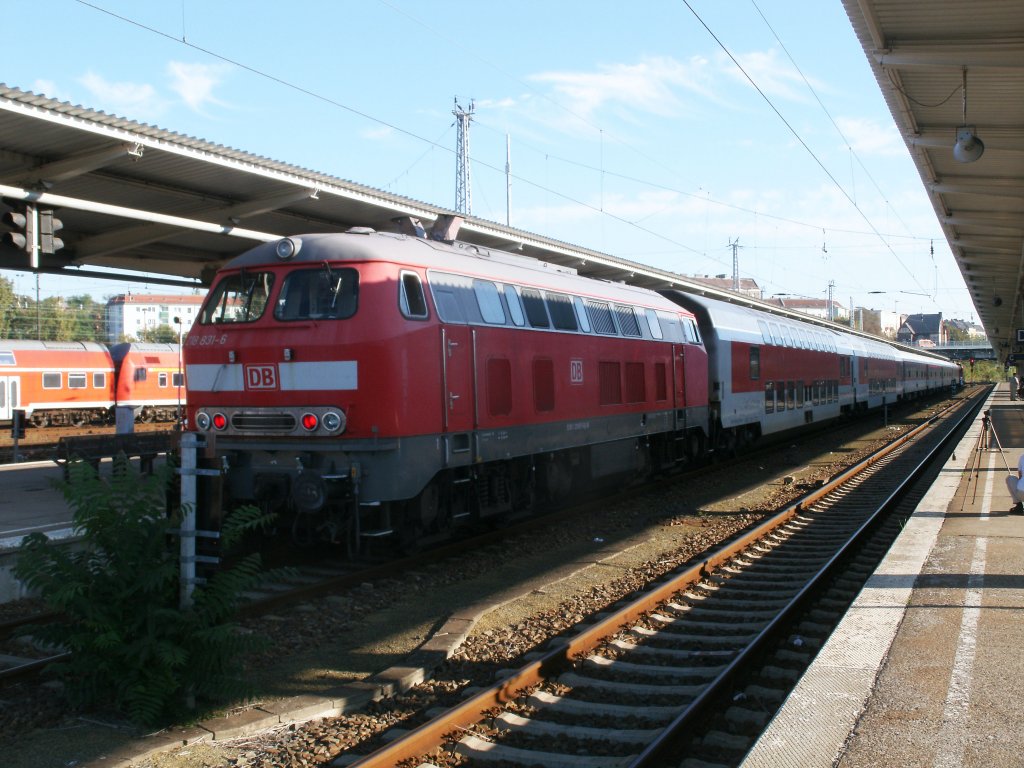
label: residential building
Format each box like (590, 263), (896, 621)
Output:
(685, 275), (762, 301)
(105, 293), (205, 342)
(766, 297), (849, 323)
(896, 313), (948, 346)
(853, 308), (903, 339)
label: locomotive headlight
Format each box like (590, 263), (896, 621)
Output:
(195, 411), (211, 431)
(275, 237), (301, 260)
(212, 413), (228, 430)
(322, 410), (345, 432)
(301, 413), (319, 431)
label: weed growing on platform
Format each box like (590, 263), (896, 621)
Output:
(15, 456), (281, 726)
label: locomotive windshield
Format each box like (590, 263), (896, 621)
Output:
(274, 266), (358, 321)
(200, 270), (274, 324)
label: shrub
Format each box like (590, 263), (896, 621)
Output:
(15, 456), (278, 726)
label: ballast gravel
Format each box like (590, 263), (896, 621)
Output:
(0, 400), (954, 768)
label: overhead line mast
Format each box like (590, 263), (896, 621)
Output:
(453, 98), (474, 215)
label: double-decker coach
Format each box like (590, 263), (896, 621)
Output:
(0, 340), (115, 426)
(662, 292), (850, 452)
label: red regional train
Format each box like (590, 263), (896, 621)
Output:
(0, 340), (185, 427)
(183, 224), (960, 550)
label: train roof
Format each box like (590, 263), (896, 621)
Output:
(220, 230), (696, 316)
(664, 291), (958, 370)
(664, 291), (845, 347)
(0, 340), (110, 353)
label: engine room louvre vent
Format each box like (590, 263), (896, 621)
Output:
(231, 413), (297, 430)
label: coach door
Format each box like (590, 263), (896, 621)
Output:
(441, 326), (476, 461)
(673, 344), (687, 418)
(0, 376), (17, 421)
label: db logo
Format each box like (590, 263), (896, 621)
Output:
(244, 364), (278, 390)
(570, 359), (584, 384)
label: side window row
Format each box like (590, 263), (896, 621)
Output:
(756, 319), (836, 353)
(403, 270), (701, 344)
(41, 372), (106, 389)
(765, 379), (838, 413)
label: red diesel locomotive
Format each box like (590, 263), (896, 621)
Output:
(184, 223), (959, 549)
(184, 226), (709, 546)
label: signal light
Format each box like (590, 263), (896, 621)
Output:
(301, 413), (319, 431)
(38, 209), (63, 254)
(212, 413), (228, 430)
(2, 204), (32, 251)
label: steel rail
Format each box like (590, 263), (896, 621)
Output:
(346, 389), (984, 768)
(628, 388), (985, 766)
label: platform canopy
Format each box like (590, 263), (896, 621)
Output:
(842, 0), (1024, 357)
(0, 84), (692, 293)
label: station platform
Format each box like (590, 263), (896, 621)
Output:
(741, 382), (1024, 768)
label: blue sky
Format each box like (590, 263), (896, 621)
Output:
(1, 0), (979, 323)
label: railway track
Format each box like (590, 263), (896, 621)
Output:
(344, 388), (983, 768)
(0, 391), (974, 706)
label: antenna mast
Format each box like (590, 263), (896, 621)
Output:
(453, 97), (475, 215)
(729, 238), (741, 291)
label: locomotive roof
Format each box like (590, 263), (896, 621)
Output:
(222, 229), (696, 314)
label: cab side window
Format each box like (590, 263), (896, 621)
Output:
(400, 271), (428, 319)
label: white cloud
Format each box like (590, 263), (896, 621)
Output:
(529, 55), (715, 125)
(167, 61), (231, 115)
(835, 116), (905, 156)
(78, 71), (165, 119)
(717, 48), (815, 103)
(31, 80), (62, 100)
(475, 96), (517, 110)
(362, 125), (394, 140)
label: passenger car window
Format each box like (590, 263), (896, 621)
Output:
(201, 270), (275, 324)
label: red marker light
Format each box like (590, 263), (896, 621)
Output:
(301, 413), (319, 431)
(212, 413), (228, 430)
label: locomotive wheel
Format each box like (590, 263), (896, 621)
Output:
(715, 429), (737, 459)
(410, 480), (442, 533)
(290, 511), (319, 547)
(687, 432), (705, 462)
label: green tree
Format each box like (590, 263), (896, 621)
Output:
(15, 459), (281, 725)
(945, 324), (970, 342)
(139, 324), (179, 343)
(0, 276), (15, 338)
(40, 296), (77, 340)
